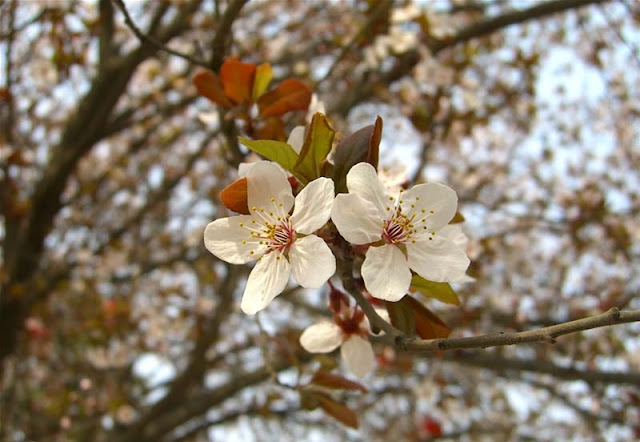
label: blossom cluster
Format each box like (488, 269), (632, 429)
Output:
(203, 131), (471, 375)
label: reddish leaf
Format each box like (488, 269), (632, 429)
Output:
(193, 70), (233, 108)
(403, 296), (452, 339)
(331, 117), (383, 193)
(255, 117), (285, 141)
(257, 79), (311, 117)
(311, 371), (368, 393)
(220, 59), (256, 104)
(316, 393), (359, 429)
(220, 177), (249, 214)
(368, 115), (382, 169)
(385, 298), (416, 336)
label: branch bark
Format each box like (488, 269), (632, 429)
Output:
(404, 308), (640, 352)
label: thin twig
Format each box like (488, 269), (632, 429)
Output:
(405, 307), (640, 352)
(112, 0), (209, 68)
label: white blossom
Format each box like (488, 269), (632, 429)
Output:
(331, 162), (470, 302)
(204, 161), (336, 314)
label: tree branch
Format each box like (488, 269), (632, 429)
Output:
(428, 0), (610, 53)
(404, 308), (640, 352)
(439, 351), (640, 386)
(112, 0), (209, 68)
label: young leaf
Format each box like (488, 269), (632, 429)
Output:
(385, 299), (416, 336)
(402, 295), (452, 339)
(220, 59), (256, 104)
(293, 113), (334, 183)
(193, 70), (233, 108)
(450, 211), (465, 224)
(219, 177), (249, 214)
(257, 79), (312, 117)
(368, 115), (382, 169)
(238, 137), (299, 174)
(411, 275), (461, 306)
(316, 393), (359, 429)
(252, 63), (273, 101)
(332, 117), (383, 193)
(310, 371), (368, 393)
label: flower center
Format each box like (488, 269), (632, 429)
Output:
(382, 211), (414, 244)
(382, 192), (437, 245)
(240, 196), (296, 257)
(264, 219), (296, 252)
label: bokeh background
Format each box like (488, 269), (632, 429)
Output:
(1, 0), (639, 440)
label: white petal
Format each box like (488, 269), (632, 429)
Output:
(362, 244), (412, 301)
(401, 182), (457, 231)
(247, 161), (294, 214)
(290, 178), (334, 234)
(287, 126), (305, 153)
(299, 321), (342, 353)
(237, 162), (254, 177)
(331, 194), (383, 245)
(406, 236), (470, 283)
(289, 235), (336, 288)
(341, 335), (375, 378)
(241, 252), (290, 315)
(438, 224), (469, 250)
(346, 162), (392, 214)
(203, 215), (263, 264)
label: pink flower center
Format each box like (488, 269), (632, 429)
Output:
(265, 220), (295, 252)
(382, 212), (413, 244)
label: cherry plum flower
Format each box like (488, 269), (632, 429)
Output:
(331, 162), (470, 302)
(299, 306), (377, 378)
(204, 161), (335, 314)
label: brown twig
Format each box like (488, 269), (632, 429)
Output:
(112, 0), (209, 68)
(405, 307), (640, 352)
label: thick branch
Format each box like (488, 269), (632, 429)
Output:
(440, 351), (640, 386)
(330, 0), (609, 117)
(404, 308), (640, 352)
(427, 0), (610, 54)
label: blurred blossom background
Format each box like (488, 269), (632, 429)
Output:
(1, 0), (639, 441)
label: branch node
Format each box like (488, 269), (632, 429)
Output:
(610, 307), (621, 320)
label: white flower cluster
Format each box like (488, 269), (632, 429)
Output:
(204, 153), (471, 376)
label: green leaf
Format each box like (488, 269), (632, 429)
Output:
(411, 275), (461, 306)
(293, 113), (334, 183)
(238, 137), (299, 174)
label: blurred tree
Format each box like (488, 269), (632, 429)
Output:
(1, 0), (639, 441)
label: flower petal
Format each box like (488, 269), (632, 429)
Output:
(290, 177), (334, 234)
(241, 252), (290, 315)
(407, 236), (470, 283)
(204, 215), (264, 264)
(346, 162), (392, 214)
(401, 182), (457, 231)
(287, 125), (305, 153)
(437, 224), (469, 250)
(247, 161), (294, 214)
(341, 335), (375, 378)
(331, 194), (383, 245)
(289, 235), (336, 288)
(362, 244), (411, 302)
(299, 321), (342, 353)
